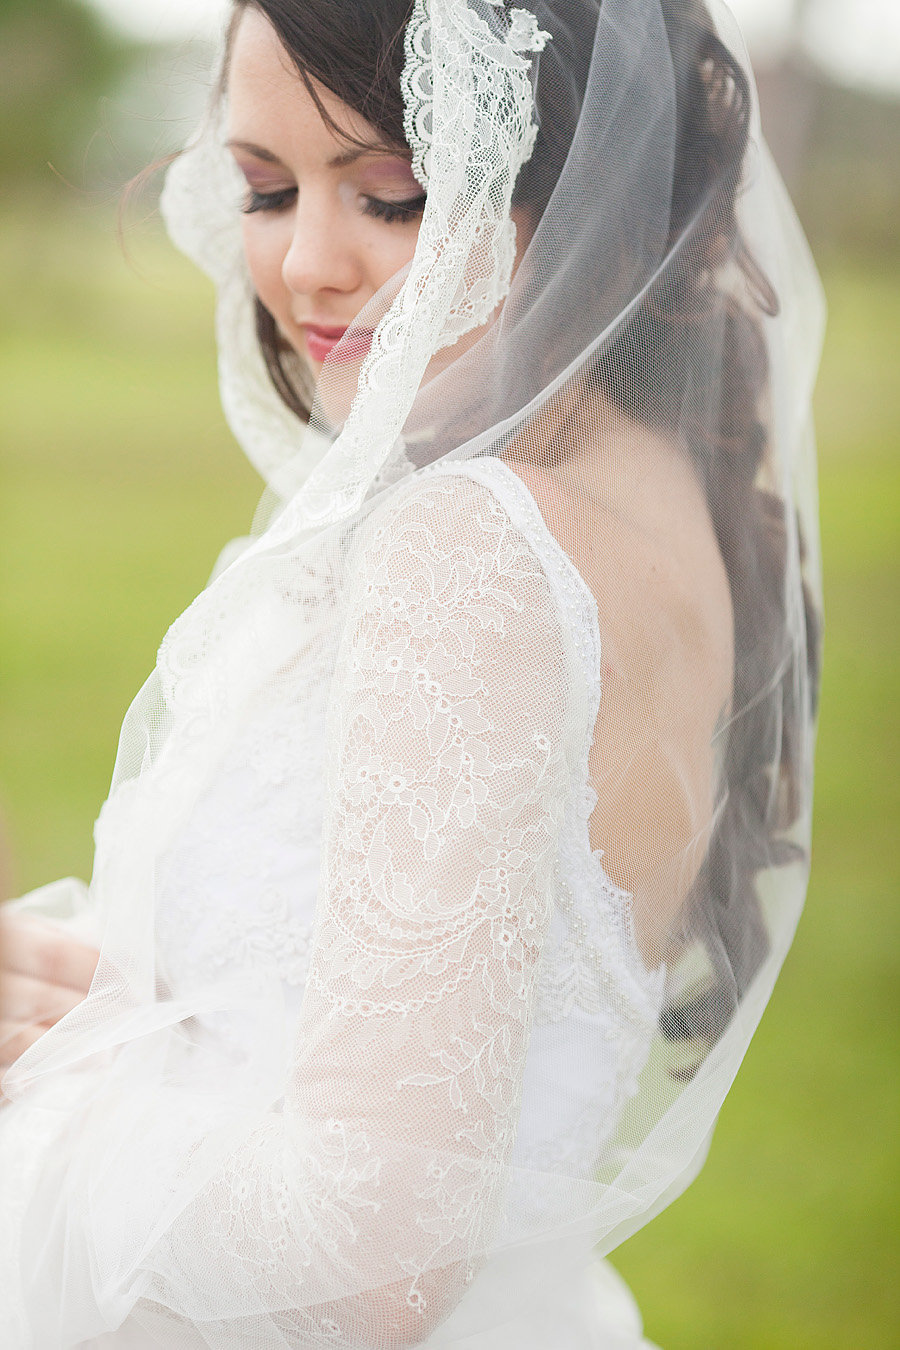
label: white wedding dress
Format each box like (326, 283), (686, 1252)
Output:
(1, 455), (662, 1348)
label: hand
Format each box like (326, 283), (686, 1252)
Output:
(0, 910), (100, 1090)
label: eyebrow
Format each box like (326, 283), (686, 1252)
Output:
(225, 138), (405, 170)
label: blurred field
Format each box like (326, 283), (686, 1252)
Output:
(1, 203), (898, 1348)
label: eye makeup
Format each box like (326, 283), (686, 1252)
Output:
(231, 141), (426, 224)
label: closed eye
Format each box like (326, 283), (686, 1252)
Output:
(361, 193), (427, 225)
(240, 186), (426, 224)
(242, 186), (297, 215)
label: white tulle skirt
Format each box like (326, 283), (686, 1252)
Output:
(2, 1082), (656, 1350)
(1, 880), (658, 1349)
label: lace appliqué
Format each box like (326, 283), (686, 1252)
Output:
(401, 0), (550, 343)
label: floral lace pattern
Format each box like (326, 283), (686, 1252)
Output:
(132, 467), (661, 1345)
(400, 0), (550, 347)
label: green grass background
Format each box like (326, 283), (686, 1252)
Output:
(1, 205), (897, 1347)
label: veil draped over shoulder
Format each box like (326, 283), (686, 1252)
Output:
(1, 1), (823, 1346)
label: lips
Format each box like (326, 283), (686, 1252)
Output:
(302, 323), (374, 365)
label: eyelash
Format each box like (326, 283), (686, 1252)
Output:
(242, 187), (296, 215)
(363, 193), (427, 223)
(241, 187), (427, 224)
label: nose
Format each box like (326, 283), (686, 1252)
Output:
(281, 189), (362, 299)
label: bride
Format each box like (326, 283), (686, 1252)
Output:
(0, 1), (824, 1346)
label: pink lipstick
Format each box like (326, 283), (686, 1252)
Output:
(303, 324), (374, 365)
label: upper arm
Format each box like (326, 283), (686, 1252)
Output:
(299, 472), (572, 1128)
(285, 474), (576, 1337)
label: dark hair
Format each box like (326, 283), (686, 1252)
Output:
(226, 0), (821, 1055)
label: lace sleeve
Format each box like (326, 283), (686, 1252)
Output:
(122, 474), (575, 1346)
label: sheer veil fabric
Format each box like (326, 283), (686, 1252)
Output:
(0, 1), (823, 1346)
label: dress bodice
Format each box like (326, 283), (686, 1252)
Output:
(154, 456), (664, 1199)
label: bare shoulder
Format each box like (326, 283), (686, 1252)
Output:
(501, 457), (584, 562)
(502, 443), (733, 664)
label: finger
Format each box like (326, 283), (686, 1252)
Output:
(0, 914), (99, 993)
(0, 968), (87, 1026)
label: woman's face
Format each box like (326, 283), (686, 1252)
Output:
(227, 6), (426, 381)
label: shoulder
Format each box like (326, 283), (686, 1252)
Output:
(346, 467), (576, 686)
(500, 458), (582, 562)
(504, 447), (732, 670)
(356, 464), (558, 596)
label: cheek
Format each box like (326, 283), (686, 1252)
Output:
(241, 218), (290, 318)
(347, 200), (421, 294)
(370, 226), (421, 291)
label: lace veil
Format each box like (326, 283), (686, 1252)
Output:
(1, 1), (824, 1345)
